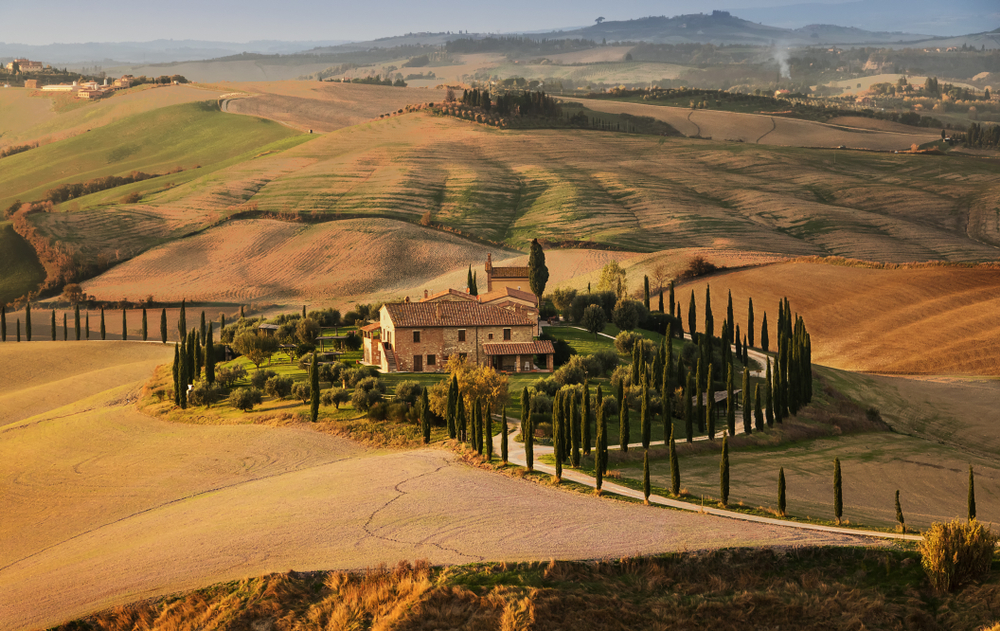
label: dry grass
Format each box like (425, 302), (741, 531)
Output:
(55, 548), (1000, 630)
(678, 260), (1000, 375)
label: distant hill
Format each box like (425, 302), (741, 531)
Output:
(0, 39), (349, 65)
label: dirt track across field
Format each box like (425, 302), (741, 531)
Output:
(0, 344), (876, 631)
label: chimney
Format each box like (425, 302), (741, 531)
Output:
(404, 296), (410, 303)
(424, 289), (428, 299)
(486, 252), (492, 272)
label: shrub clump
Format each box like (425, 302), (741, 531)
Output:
(188, 382), (221, 407)
(229, 387), (263, 412)
(250, 369), (278, 390)
(215, 365), (247, 389)
(321, 387), (351, 409)
(352, 377), (386, 411)
(264, 375), (294, 400)
(919, 519), (998, 592)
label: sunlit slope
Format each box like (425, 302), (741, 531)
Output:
(0, 100), (302, 210)
(679, 261), (1000, 375)
(0, 84), (224, 147)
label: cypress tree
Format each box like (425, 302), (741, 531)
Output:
(562, 391), (572, 462)
(240, 305), (245, 318)
(833, 457), (843, 525)
(74, 305), (80, 341)
(669, 424), (680, 496)
(683, 372), (693, 442)
(475, 400), (483, 455)
(726, 363), (735, 437)
(706, 364), (715, 441)
(1, 306), (5, 342)
(778, 467), (786, 516)
(630, 345), (640, 385)
(676, 304), (683, 337)
(85, 312), (90, 339)
(301, 305), (306, 319)
(735, 328), (742, 359)
(754, 383), (764, 431)
(571, 390), (580, 467)
(726, 290), (734, 345)
(16, 319), (20, 342)
(178, 337), (188, 409)
(662, 339), (673, 446)
(448, 377), (459, 439)
(25, 303), (31, 341)
(761, 312), (769, 353)
(643, 450), (651, 505)
(895, 490), (905, 533)
(640, 378), (650, 450)
(160, 308), (167, 343)
(695, 358), (704, 433)
(704, 284), (713, 338)
(500, 406), (508, 464)
(529, 239), (550, 304)
(618, 380), (629, 452)
(596, 385), (606, 476)
(172, 343), (180, 405)
(121, 308), (127, 341)
(688, 291), (697, 336)
(582, 380), (591, 455)
(748, 297), (755, 348)
(969, 465), (977, 521)
(63, 313), (67, 341)
(668, 281), (675, 319)
(200, 311), (206, 340)
(485, 402), (493, 460)
(525, 405), (534, 472)
(553, 395), (563, 483)
(658, 285), (664, 313)
(742, 367), (751, 434)
(765, 359), (775, 427)
(458, 395), (467, 443)
(100, 308), (106, 340)
(720, 435), (729, 506)
(310, 352), (320, 423)
(141, 308), (148, 341)
(178, 299), (186, 338)
(205, 323), (216, 384)
(220, 313), (226, 331)
(742, 335), (749, 365)
(517, 386), (528, 447)
(643, 275), (650, 311)
(51, 309), (56, 340)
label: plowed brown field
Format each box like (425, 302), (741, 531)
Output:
(678, 261), (1000, 375)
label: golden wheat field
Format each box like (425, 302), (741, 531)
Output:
(561, 96), (942, 149)
(0, 344), (866, 631)
(80, 218), (522, 305)
(677, 260), (1000, 375)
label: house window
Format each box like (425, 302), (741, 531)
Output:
(413, 331), (421, 343)
(427, 354), (436, 366)
(503, 328), (511, 341)
(488, 333), (494, 340)
(458, 329), (466, 342)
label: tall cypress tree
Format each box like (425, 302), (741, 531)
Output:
(742, 367), (751, 434)
(484, 401), (493, 459)
(1, 306), (5, 342)
(200, 311), (206, 340)
(525, 405), (534, 472)
(178, 299), (187, 338)
(704, 284), (713, 339)
(458, 395), (467, 442)
(172, 343), (181, 405)
(25, 303), (31, 341)
(833, 457), (843, 525)
(683, 372), (693, 442)
(760, 312), (769, 353)
(662, 337), (673, 446)
(553, 394), (563, 483)
(778, 467), (786, 516)
(467, 266), (475, 295)
(448, 378), (459, 439)
(500, 405), (508, 464)
(141, 308), (148, 341)
(618, 380), (629, 452)
(475, 399), (483, 455)
(51, 309), (56, 340)
(706, 364), (715, 440)
(595, 385), (605, 476)
(720, 435), (730, 506)
(85, 312), (90, 339)
(582, 380), (591, 455)
(160, 308), (167, 343)
(748, 297), (755, 348)
(571, 390), (580, 467)
(640, 378), (650, 450)
(765, 359), (775, 427)
(74, 305), (80, 341)
(178, 337), (188, 409)
(669, 424), (680, 496)
(16, 319), (20, 342)
(695, 358), (704, 433)
(528, 238), (549, 304)
(726, 290), (734, 345)
(657, 285), (664, 313)
(121, 308), (127, 341)
(63, 313), (67, 341)
(643, 450), (651, 505)
(754, 383), (764, 431)
(310, 352), (320, 423)
(668, 281), (675, 319)
(895, 490), (905, 533)
(688, 291), (697, 337)
(643, 275), (650, 311)
(205, 323), (216, 384)
(969, 465), (977, 521)
(220, 313), (226, 331)
(726, 363), (735, 437)
(100, 308), (106, 340)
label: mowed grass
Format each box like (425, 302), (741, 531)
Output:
(0, 100), (303, 210)
(0, 222), (45, 306)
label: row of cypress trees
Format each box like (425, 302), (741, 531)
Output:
(171, 304), (219, 409)
(0, 304), (174, 344)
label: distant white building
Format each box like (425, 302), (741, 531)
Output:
(41, 81), (80, 92)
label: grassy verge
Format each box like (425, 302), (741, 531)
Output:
(0, 221), (45, 305)
(55, 546), (1000, 631)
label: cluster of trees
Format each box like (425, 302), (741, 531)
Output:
(444, 37), (597, 55)
(171, 302), (221, 409)
(347, 75), (407, 87)
(460, 88), (561, 118)
(962, 123), (1000, 149)
(0, 142), (37, 160)
(42, 171), (159, 204)
(129, 75), (189, 86)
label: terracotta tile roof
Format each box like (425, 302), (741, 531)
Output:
(489, 266), (530, 279)
(360, 322), (381, 332)
(482, 340), (555, 356)
(420, 288), (476, 302)
(383, 301), (536, 328)
(479, 286), (538, 305)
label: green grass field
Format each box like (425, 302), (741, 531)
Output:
(0, 222), (45, 306)
(0, 101), (303, 210)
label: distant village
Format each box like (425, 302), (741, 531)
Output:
(3, 57), (184, 99)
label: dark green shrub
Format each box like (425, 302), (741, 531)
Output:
(250, 369), (278, 390)
(291, 383), (312, 403)
(394, 380), (423, 406)
(264, 375), (293, 399)
(189, 382), (221, 407)
(320, 387), (350, 409)
(352, 376), (385, 411)
(228, 387), (263, 412)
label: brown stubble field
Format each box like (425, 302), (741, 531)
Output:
(0, 344), (870, 631)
